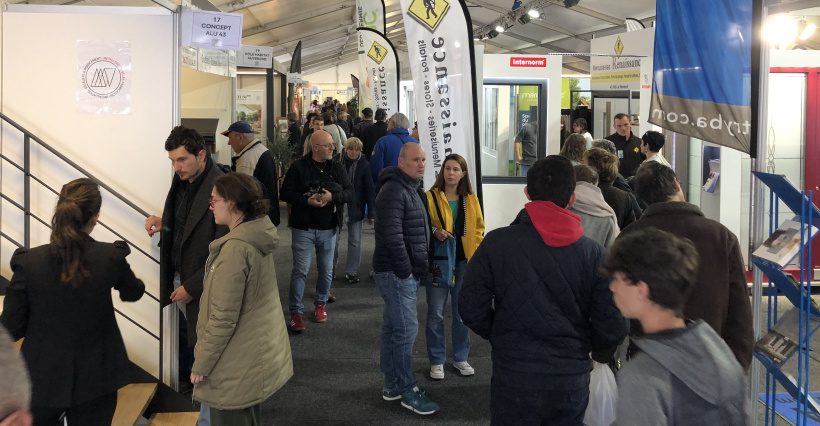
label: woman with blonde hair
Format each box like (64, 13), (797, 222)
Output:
(425, 153), (485, 380)
(1, 178), (145, 425)
(559, 133), (587, 165)
(192, 173), (293, 425)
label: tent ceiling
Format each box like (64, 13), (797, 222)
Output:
(6, 0), (820, 76)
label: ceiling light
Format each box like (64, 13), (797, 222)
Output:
(564, 0), (580, 8)
(518, 14), (532, 24)
(528, 9), (540, 18)
(495, 25), (505, 33)
(764, 15), (798, 48)
(799, 23), (816, 40)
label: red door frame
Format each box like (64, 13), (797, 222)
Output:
(770, 68), (820, 274)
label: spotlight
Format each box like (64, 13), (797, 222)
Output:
(799, 23), (816, 40)
(518, 14), (532, 25)
(487, 29), (500, 39)
(564, 0), (580, 7)
(495, 25), (505, 33)
(528, 9), (540, 18)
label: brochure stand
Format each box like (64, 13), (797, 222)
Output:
(752, 172), (820, 426)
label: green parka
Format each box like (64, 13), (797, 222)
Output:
(192, 216), (293, 409)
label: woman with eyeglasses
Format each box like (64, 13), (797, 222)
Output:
(424, 153), (485, 380)
(191, 173), (292, 425)
(0, 178), (145, 425)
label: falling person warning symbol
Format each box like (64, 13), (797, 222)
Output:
(424, 0), (438, 19)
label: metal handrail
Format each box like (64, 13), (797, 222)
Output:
(0, 112), (164, 376)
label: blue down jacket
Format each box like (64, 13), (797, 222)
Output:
(372, 166), (430, 279)
(459, 206), (628, 379)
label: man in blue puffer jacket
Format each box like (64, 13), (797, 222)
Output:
(460, 155), (628, 425)
(373, 143), (438, 416)
(370, 112), (418, 193)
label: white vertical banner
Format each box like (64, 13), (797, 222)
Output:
(358, 28), (399, 117)
(399, 0), (480, 192)
(356, 0), (385, 111)
(77, 41), (131, 114)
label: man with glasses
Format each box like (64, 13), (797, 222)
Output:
(280, 130), (354, 332)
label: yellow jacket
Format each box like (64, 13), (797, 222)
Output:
(426, 188), (485, 261)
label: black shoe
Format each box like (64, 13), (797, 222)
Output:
(345, 274), (361, 284)
(327, 293), (336, 303)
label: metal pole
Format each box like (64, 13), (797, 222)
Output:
(23, 135), (30, 249)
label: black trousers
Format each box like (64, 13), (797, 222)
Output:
(490, 372), (589, 426)
(31, 391), (117, 426)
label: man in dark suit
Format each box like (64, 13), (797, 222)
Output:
(287, 112), (301, 148)
(144, 126), (228, 391)
(361, 108), (388, 161)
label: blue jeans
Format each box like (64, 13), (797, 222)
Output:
(197, 404), (210, 426)
(289, 228), (336, 315)
(521, 164), (531, 177)
(332, 220), (364, 276)
(425, 259), (470, 365)
(376, 271), (420, 395)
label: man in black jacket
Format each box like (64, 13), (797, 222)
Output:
(373, 143), (438, 416)
(605, 113), (645, 178)
(459, 156), (628, 425)
(361, 108), (388, 161)
(353, 107), (374, 138)
(280, 130), (353, 332)
(144, 126), (228, 395)
(287, 112), (301, 148)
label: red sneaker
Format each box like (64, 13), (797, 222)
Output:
(314, 303), (327, 322)
(290, 314), (305, 331)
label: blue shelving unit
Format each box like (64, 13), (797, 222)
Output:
(753, 171), (820, 426)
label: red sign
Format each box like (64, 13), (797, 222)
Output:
(510, 57), (546, 67)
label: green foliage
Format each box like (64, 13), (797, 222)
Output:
(349, 96), (358, 116)
(265, 134), (297, 177)
(569, 78), (591, 107)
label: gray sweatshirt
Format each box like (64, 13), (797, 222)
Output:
(616, 320), (747, 426)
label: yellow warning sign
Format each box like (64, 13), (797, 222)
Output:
(407, 0), (450, 33)
(614, 36), (624, 57)
(367, 42), (388, 64)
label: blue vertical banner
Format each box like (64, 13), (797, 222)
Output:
(649, 0), (753, 155)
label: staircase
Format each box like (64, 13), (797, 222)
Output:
(1, 114), (199, 424)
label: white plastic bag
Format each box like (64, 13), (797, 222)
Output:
(583, 361), (618, 426)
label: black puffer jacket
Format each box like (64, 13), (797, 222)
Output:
(373, 167), (430, 279)
(459, 206), (628, 378)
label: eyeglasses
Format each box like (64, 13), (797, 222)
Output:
(208, 196), (225, 208)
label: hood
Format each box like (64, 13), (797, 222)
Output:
(378, 166), (419, 189)
(634, 320), (741, 406)
(212, 216), (278, 255)
(524, 201), (583, 247)
(572, 182), (618, 221)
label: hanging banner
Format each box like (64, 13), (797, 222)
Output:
(649, 0), (753, 155)
(357, 28), (399, 118)
(356, 0), (385, 112)
(589, 29), (653, 91)
(180, 7), (243, 51)
(238, 45), (274, 68)
(399, 0), (480, 191)
(77, 41), (131, 114)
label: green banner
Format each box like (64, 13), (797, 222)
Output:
(561, 78), (570, 109)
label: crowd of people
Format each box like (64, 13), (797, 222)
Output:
(0, 106), (753, 426)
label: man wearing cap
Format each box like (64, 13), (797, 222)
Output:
(223, 121), (280, 226)
(353, 107), (375, 138)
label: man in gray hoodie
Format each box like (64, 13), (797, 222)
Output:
(602, 228), (747, 426)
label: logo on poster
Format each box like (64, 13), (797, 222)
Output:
(614, 36), (624, 57)
(367, 42), (388, 64)
(407, 0), (450, 32)
(81, 57), (125, 99)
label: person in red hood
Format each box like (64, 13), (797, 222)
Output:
(459, 155), (628, 426)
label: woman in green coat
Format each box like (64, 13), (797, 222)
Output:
(191, 173), (293, 425)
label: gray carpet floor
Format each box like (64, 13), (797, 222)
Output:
(260, 216), (493, 425)
(259, 208), (820, 425)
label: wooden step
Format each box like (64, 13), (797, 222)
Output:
(112, 383), (157, 426)
(147, 412), (200, 426)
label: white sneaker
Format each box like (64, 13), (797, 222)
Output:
(453, 361), (475, 376)
(430, 364), (444, 380)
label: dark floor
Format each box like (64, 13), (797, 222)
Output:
(259, 208), (820, 425)
(261, 216), (492, 425)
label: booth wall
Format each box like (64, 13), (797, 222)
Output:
(0, 5), (175, 378)
(181, 67), (234, 165)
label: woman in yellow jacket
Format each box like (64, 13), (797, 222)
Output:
(425, 153), (484, 380)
